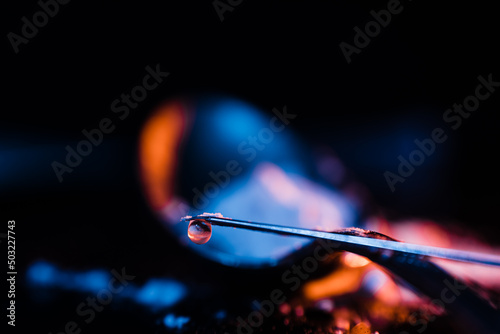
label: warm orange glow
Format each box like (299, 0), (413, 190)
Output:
(139, 102), (189, 210)
(343, 252), (371, 268)
(332, 308), (356, 331)
(304, 256), (403, 308)
(303, 265), (365, 300)
(351, 322), (371, 334)
(367, 217), (500, 290)
(363, 269), (402, 306)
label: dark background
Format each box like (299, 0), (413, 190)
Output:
(3, 0), (500, 333)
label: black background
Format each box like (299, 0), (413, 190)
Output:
(3, 0), (500, 333)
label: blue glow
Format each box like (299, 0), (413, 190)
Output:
(183, 162), (357, 267)
(163, 313), (190, 329)
(72, 270), (110, 292)
(214, 309), (227, 320)
(191, 98), (270, 165)
(0, 146), (61, 190)
(26, 261), (56, 286)
(135, 279), (186, 308)
(27, 261), (186, 310)
(27, 261), (110, 292)
(55, 271), (73, 289)
(211, 100), (267, 141)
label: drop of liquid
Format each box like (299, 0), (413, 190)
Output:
(187, 219), (212, 245)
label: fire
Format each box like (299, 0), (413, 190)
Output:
(139, 102), (189, 210)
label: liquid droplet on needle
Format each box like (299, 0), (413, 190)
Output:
(188, 219), (212, 244)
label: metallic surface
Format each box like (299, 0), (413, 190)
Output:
(183, 214), (500, 267)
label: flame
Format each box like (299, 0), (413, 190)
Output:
(139, 102), (189, 211)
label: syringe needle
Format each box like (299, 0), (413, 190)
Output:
(182, 214), (500, 267)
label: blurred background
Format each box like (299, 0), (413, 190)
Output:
(3, 1), (500, 333)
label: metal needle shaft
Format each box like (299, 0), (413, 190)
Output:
(183, 215), (500, 267)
